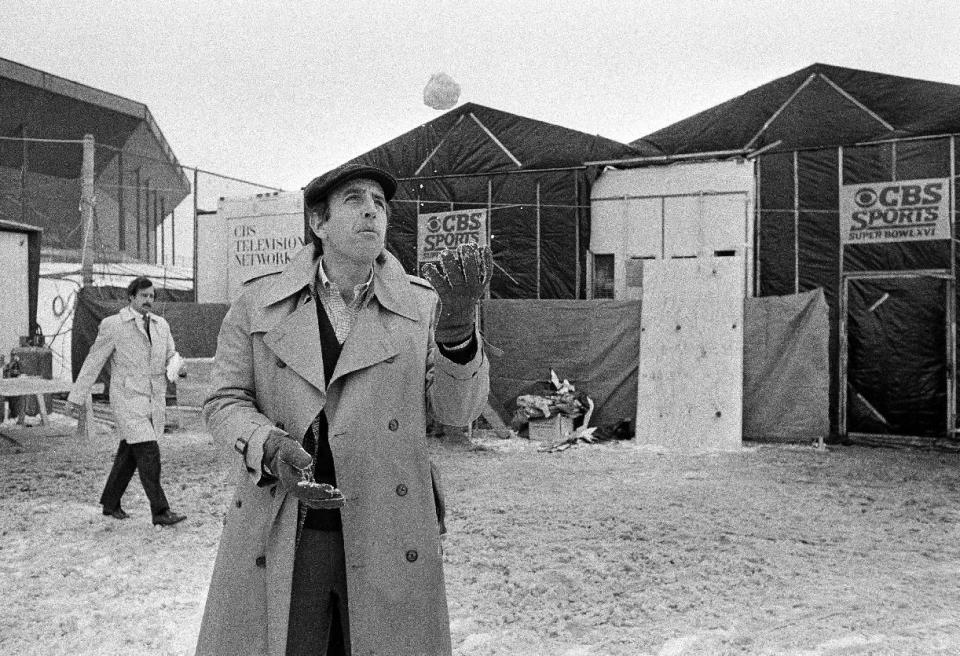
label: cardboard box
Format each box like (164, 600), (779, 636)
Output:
(528, 414), (573, 441)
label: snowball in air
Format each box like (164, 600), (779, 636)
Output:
(423, 72), (460, 110)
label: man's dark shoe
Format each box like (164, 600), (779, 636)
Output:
(102, 507), (129, 520)
(152, 510), (186, 526)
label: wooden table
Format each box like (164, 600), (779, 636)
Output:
(0, 376), (103, 439)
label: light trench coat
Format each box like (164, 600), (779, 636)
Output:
(195, 245), (489, 656)
(68, 305), (177, 443)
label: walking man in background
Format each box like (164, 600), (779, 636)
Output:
(196, 163), (491, 656)
(67, 276), (186, 526)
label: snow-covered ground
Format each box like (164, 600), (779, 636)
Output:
(1, 413), (959, 655)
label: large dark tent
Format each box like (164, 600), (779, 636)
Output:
(333, 102), (640, 299)
(631, 64), (960, 445)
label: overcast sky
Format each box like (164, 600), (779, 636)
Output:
(4, 0), (960, 265)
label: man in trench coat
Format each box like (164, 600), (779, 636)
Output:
(67, 276), (187, 526)
(196, 163), (491, 656)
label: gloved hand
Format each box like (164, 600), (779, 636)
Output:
(262, 431), (345, 509)
(422, 242), (494, 343)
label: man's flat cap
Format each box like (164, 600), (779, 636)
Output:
(303, 163), (398, 208)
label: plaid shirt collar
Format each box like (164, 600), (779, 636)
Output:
(313, 257), (374, 308)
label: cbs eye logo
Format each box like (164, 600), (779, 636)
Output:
(426, 217), (443, 232)
(854, 188), (878, 208)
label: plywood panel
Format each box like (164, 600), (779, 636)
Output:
(0, 230), (29, 359)
(636, 257), (744, 450)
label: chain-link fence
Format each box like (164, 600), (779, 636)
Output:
(1, 133), (279, 380)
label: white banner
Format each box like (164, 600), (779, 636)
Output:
(417, 209), (488, 264)
(840, 177), (950, 244)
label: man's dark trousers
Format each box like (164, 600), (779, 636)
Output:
(99, 439), (170, 516)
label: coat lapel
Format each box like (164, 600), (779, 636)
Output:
(328, 304), (399, 388)
(254, 245), (326, 392)
(328, 252), (418, 387)
(262, 299), (327, 392)
(255, 244), (422, 392)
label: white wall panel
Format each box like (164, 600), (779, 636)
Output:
(0, 230), (29, 360)
(591, 160), (755, 298)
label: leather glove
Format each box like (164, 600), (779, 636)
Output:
(422, 242), (494, 343)
(262, 431), (345, 510)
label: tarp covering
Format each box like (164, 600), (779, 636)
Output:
(632, 63), (960, 441)
(755, 138), (958, 438)
(743, 289), (830, 441)
(846, 277), (947, 437)
(632, 63), (960, 155)
(481, 299), (642, 428)
(331, 103), (641, 299)
(71, 287), (228, 390)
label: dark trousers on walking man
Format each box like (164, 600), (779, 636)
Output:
(100, 439), (170, 517)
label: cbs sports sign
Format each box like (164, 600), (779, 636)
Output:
(840, 177), (951, 244)
(417, 209), (488, 265)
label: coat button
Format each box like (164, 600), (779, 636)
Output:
(235, 498), (242, 508)
(388, 419), (399, 431)
(385, 356), (395, 363)
(256, 556), (266, 568)
(396, 484), (408, 496)
(405, 549), (418, 562)
(270, 486), (277, 497)
(276, 359), (287, 369)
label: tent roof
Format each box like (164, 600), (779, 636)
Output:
(631, 63), (960, 156)
(335, 102), (641, 179)
(0, 56), (189, 197)
(0, 218), (42, 233)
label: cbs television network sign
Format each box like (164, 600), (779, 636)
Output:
(417, 209), (488, 266)
(840, 177), (951, 245)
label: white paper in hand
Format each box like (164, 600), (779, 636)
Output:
(166, 353), (184, 383)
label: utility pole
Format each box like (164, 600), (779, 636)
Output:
(80, 134), (96, 287)
(192, 167), (199, 301)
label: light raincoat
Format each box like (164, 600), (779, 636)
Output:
(196, 245), (489, 656)
(68, 305), (177, 443)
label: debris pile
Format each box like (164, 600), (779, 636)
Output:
(539, 418), (633, 453)
(513, 370), (590, 429)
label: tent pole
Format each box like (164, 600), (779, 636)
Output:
(135, 168), (142, 260)
(949, 136), (957, 436)
(745, 158), (756, 297)
(536, 181), (541, 299)
(794, 151), (799, 294)
(755, 158), (762, 296)
(574, 174), (580, 299)
(837, 146), (846, 443)
(486, 179), (492, 300)
(160, 196), (166, 267)
(117, 148), (125, 252)
(169, 196), (175, 267)
(20, 125), (28, 225)
(891, 141), (897, 181)
(144, 180), (151, 263)
(80, 134), (96, 288)
(192, 167), (199, 301)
